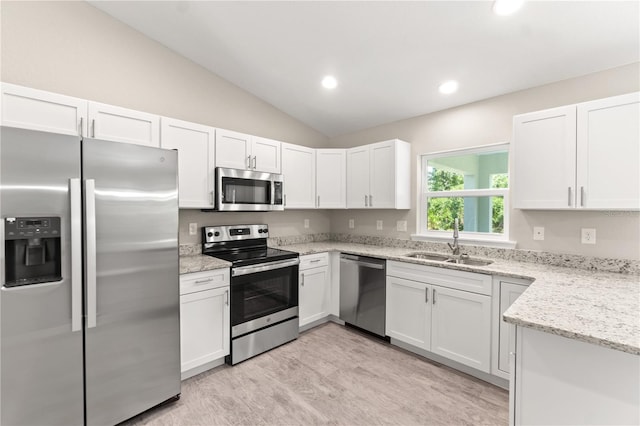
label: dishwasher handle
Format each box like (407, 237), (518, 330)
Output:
(340, 255), (385, 270)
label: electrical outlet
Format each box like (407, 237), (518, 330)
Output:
(397, 220), (407, 232)
(188, 222), (198, 236)
(304, 219), (309, 229)
(581, 228), (596, 244)
(376, 220), (383, 230)
(533, 227), (545, 241)
(349, 219), (355, 229)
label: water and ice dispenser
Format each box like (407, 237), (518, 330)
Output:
(4, 217), (62, 287)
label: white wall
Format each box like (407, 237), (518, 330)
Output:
(0, 0), (331, 244)
(329, 63), (640, 260)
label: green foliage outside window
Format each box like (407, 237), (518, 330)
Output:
(427, 169), (464, 231)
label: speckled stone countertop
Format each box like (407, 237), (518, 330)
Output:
(180, 241), (640, 355)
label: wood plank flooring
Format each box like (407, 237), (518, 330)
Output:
(124, 322), (508, 425)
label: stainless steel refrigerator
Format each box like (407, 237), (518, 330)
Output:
(0, 126), (181, 425)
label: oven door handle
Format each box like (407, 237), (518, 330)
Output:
(232, 258), (300, 277)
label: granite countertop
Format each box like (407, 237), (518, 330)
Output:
(180, 241), (640, 355)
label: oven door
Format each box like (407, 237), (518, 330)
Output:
(230, 258), (299, 338)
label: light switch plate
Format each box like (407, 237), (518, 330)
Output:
(397, 220), (407, 232)
(376, 220), (383, 230)
(533, 227), (544, 240)
(188, 222), (198, 236)
(304, 219), (309, 229)
(348, 219), (355, 229)
(581, 228), (596, 244)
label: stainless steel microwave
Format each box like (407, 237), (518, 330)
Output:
(214, 167), (284, 211)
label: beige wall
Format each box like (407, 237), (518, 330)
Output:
(0, 0), (331, 244)
(329, 63), (640, 260)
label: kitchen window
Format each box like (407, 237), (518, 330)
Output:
(416, 143), (513, 247)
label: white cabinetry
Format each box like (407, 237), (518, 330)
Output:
(298, 253), (330, 328)
(179, 269), (230, 379)
(87, 102), (160, 147)
(1, 83), (87, 136)
(386, 261), (492, 373)
(346, 139), (410, 209)
(160, 117), (215, 208)
(491, 276), (531, 380)
(215, 128), (281, 173)
(316, 149), (346, 208)
(281, 143), (316, 208)
(513, 92), (639, 210)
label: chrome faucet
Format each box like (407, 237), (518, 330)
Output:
(447, 218), (460, 256)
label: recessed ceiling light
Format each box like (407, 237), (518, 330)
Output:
(322, 75), (338, 90)
(493, 0), (524, 16)
(438, 80), (458, 95)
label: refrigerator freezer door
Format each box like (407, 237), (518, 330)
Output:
(82, 139), (180, 425)
(0, 127), (84, 426)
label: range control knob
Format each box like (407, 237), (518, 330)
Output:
(207, 232), (213, 237)
(214, 231), (220, 237)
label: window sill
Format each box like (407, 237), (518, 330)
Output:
(411, 234), (517, 249)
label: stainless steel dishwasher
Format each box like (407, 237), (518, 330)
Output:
(339, 254), (386, 337)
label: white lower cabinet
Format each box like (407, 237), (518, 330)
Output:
(180, 269), (230, 379)
(386, 261), (492, 373)
(298, 253), (330, 328)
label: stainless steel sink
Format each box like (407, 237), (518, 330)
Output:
(445, 257), (493, 267)
(404, 252), (451, 262)
(405, 252), (493, 267)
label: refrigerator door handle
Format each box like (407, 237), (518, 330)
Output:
(70, 179), (83, 332)
(85, 179), (98, 328)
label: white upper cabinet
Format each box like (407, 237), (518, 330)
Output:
(576, 93), (640, 210)
(513, 92), (639, 210)
(160, 117), (215, 208)
(316, 149), (347, 209)
(87, 102), (160, 147)
(281, 142), (316, 208)
(1, 82), (87, 136)
(512, 105), (577, 209)
(347, 139), (410, 209)
(215, 129), (281, 173)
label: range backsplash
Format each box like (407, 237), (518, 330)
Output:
(180, 233), (639, 275)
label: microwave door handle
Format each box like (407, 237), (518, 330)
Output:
(232, 188), (236, 204)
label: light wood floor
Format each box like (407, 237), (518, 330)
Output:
(125, 322), (508, 425)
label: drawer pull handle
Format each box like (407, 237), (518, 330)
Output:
(194, 278), (214, 284)
(310, 259), (322, 263)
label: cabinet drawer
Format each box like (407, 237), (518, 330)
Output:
(180, 269), (230, 295)
(387, 260), (492, 296)
(300, 252), (329, 270)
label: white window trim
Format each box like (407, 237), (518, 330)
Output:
(415, 142), (514, 248)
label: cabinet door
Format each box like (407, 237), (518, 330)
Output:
(252, 136), (281, 173)
(431, 285), (491, 373)
(299, 266), (329, 327)
(161, 117), (215, 208)
(281, 142), (316, 208)
(369, 140), (396, 208)
(385, 276), (430, 350)
(316, 149), (347, 208)
(346, 146), (370, 208)
(88, 102), (160, 147)
(498, 282), (527, 374)
(513, 106), (577, 209)
(577, 92), (640, 210)
(180, 286), (230, 373)
(215, 128), (251, 170)
(1, 83), (87, 136)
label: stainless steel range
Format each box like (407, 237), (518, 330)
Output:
(202, 224), (299, 365)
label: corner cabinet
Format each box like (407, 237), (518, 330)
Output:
(160, 117), (215, 208)
(179, 269), (230, 380)
(513, 92), (639, 210)
(316, 149), (347, 208)
(281, 143), (316, 208)
(298, 253), (331, 328)
(386, 261), (492, 373)
(215, 128), (281, 173)
(347, 139), (410, 209)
